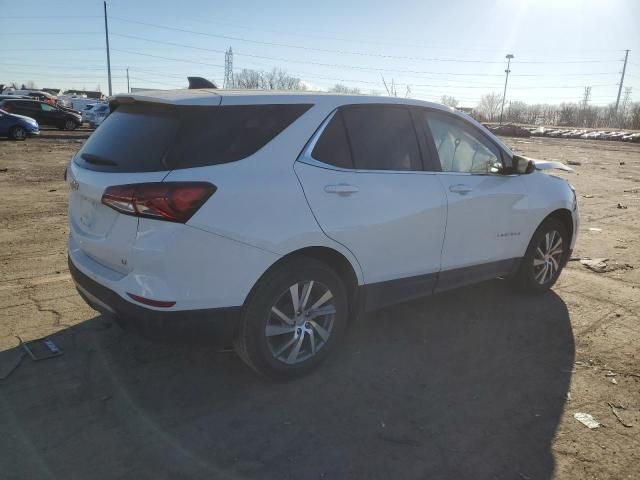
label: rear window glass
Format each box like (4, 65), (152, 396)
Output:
(74, 103), (312, 172)
(342, 106), (422, 171)
(311, 111), (353, 169)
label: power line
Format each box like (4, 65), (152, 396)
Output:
(0, 32), (102, 35)
(108, 17), (621, 65)
(111, 48), (225, 68)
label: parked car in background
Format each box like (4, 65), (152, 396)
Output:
(0, 108), (40, 140)
(81, 103), (97, 124)
(67, 91), (578, 379)
(0, 99), (81, 130)
(88, 103), (109, 128)
(622, 132), (640, 142)
(26, 91), (57, 105)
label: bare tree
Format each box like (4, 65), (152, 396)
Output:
(440, 95), (459, 108)
(233, 68), (306, 91)
(476, 93), (503, 122)
(329, 84), (361, 94)
(630, 102), (640, 130)
(619, 87), (633, 128)
(24, 80), (37, 89)
(234, 69), (263, 89)
(381, 76), (398, 97)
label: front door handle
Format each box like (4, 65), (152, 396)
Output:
(324, 184), (359, 196)
(448, 184), (473, 195)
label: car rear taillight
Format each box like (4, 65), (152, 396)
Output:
(101, 182), (216, 223)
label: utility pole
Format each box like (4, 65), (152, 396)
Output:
(614, 49), (630, 117)
(126, 67), (130, 93)
(223, 47), (234, 88)
(103, 1), (112, 96)
(499, 54), (514, 125)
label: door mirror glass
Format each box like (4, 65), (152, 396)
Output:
(488, 161), (504, 174)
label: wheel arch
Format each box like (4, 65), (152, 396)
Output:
(244, 246), (361, 314)
(543, 208), (574, 245)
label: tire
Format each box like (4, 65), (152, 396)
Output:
(64, 119), (77, 131)
(514, 218), (569, 293)
(9, 125), (27, 141)
(234, 257), (349, 380)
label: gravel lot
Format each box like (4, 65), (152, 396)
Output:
(0, 133), (639, 479)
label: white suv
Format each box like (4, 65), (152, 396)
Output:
(67, 90), (578, 378)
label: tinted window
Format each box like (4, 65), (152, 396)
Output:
(41, 104), (56, 112)
(74, 103), (312, 173)
(311, 111), (353, 169)
(423, 112), (500, 174)
(342, 106), (421, 171)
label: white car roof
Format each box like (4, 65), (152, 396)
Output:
(112, 89), (513, 156)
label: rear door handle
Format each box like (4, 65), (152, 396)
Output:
(324, 184), (359, 196)
(448, 184), (473, 195)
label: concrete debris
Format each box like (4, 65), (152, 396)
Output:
(610, 378), (618, 385)
(574, 412), (600, 429)
(580, 258), (609, 273)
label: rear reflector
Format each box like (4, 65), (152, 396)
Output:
(102, 182), (216, 223)
(127, 293), (176, 308)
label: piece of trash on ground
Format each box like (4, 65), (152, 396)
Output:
(580, 258), (609, 273)
(582, 194), (594, 198)
(607, 403), (632, 428)
(574, 412), (600, 429)
(617, 203), (628, 209)
(588, 227), (602, 232)
(610, 378), (618, 385)
(19, 336), (63, 361)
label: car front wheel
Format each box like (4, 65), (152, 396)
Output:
(234, 258), (348, 379)
(9, 125), (27, 141)
(515, 218), (569, 292)
(64, 119), (78, 130)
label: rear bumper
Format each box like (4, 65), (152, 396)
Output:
(69, 256), (240, 344)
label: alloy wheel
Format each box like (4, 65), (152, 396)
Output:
(14, 127), (26, 140)
(266, 280), (336, 365)
(533, 230), (564, 285)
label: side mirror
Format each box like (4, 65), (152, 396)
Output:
(512, 155), (535, 174)
(488, 161), (503, 174)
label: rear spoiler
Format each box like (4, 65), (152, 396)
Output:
(188, 77), (217, 89)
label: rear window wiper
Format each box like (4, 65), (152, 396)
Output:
(81, 153), (118, 166)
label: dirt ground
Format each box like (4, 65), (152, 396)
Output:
(0, 133), (639, 480)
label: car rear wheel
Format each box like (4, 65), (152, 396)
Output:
(514, 218), (569, 293)
(64, 119), (77, 131)
(234, 257), (348, 379)
(9, 125), (27, 141)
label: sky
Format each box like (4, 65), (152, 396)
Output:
(1, 0), (639, 107)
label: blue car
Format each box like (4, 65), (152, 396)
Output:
(0, 108), (40, 140)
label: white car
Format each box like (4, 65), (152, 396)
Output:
(81, 103), (97, 124)
(88, 104), (109, 128)
(67, 90), (579, 379)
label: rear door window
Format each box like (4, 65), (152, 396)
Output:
(74, 103), (312, 172)
(311, 111), (353, 169)
(342, 106), (422, 171)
